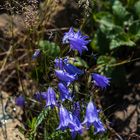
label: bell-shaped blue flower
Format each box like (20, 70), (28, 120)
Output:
(82, 101), (105, 134)
(92, 73), (110, 89)
(69, 113), (83, 135)
(93, 120), (105, 134)
(64, 63), (84, 75)
(15, 95), (25, 107)
(57, 105), (71, 130)
(43, 87), (57, 108)
(63, 27), (90, 55)
(55, 70), (76, 85)
(58, 83), (72, 101)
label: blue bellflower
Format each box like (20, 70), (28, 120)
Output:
(63, 27), (90, 55)
(64, 63), (84, 75)
(43, 87), (57, 108)
(82, 101), (105, 134)
(69, 113), (83, 134)
(57, 105), (71, 130)
(92, 73), (110, 89)
(58, 83), (72, 101)
(55, 70), (76, 85)
(15, 95), (25, 107)
(57, 105), (83, 136)
(69, 113), (83, 138)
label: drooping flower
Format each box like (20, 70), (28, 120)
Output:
(69, 113), (83, 138)
(55, 70), (76, 85)
(43, 87), (57, 108)
(15, 95), (25, 107)
(92, 73), (110, 89)
(93, 120), (105, 134)
(82, 101), (105, 134)
(57, 104), (71, 130)
(63, 27), (90, 55)
(64, 63), (84, 75)
(32, 49), (40, 59)
(58, 83), (72, 101)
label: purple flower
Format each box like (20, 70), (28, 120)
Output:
(43, 87), (57, 108)
(93, 120), (105, 134)
(57, 105), (83, 136)
(69, 113), (83, 138)
(54, 58), (68, 70)
(63, 27), (90, 55)
(63, 27), (75, 44)
(58, 83), (72, 101)
(69, 113), (83, 133)
(32, 49), (40, 59)
(57, 105), (71, 130)
(15, 96), (25, 107)
(55, 70), (76, 85)
(64, 63), (84, 75)
(54, 58), (63, 70)
(73, 102), (80, 118)
(82, 101), (105, 134)
(92, 73), (110, 89)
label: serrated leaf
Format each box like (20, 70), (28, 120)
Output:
(39, 40), (60, 58)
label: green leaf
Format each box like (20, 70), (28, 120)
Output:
(112, 0), (129, 20)
(129, 20), (140, 41)
(32, 108), (49, 134)
(134, 1), (140, 17)
(39, 40), (60, 58)
(110, 33), (135, 50)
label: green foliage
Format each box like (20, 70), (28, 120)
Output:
(90, 0), (140, 87)
(96, 55), (116, 76)
(28, 108), (49, 139)
(92, 0), (140, 51)
(39, 40), (60, 58)
(112, 0), (129, 21)
(134, 1), (140, 17)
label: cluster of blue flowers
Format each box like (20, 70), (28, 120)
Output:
(16, 27), (110, 137)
